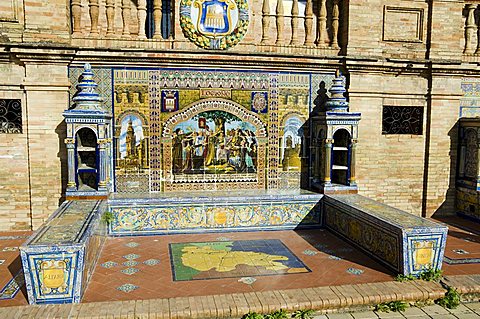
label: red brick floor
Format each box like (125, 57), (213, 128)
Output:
(82, 229), (395, 302)
(433, 216), (480, 276)
(0, 231), (31, 307)
(0, 216), (479, 307)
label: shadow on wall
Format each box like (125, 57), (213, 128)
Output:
(55, 120), (68, 205)
(300, 81), (328, 190)
(431, 122), (458, 218)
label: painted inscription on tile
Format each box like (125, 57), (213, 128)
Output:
(169, 239), (310, 281)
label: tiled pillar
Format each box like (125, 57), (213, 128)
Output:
(324, 138), (333, 185)
(66, 138), (76, 191)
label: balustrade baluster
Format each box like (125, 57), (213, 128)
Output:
(261, 0), (270, 44)
(465, 4), (477, 54)
(317, 0), (327, 47)
(71, 0), (82, 35)
(153, 0), (163, 39)
(290, 0), (300, 45)
(276, 0), (285, 45)
(331, 0), (339, 48)
(304, 0), (314, 46)
(122, 0), (131, 37)
(105, 0), (115, 36)
(138, 0), (147, 39)
(89, 0), (100, 36)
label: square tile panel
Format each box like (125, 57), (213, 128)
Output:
(169, 239), (310, 281)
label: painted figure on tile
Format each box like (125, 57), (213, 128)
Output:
(172, 110), (257, 175)
(118, 114), (148, 173)
(281, 116), (303, 171)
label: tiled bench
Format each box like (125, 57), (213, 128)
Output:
(20, 200), (107, 304)
(323, 194), (448, 275)
(108, 190), (324, 235)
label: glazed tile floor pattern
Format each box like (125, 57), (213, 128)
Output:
(82, 229), (395, 302)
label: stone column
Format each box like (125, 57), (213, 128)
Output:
(317, 0), (327, 47)
(331, 0), (340, 48)
(276, 0), (285, 45)
(349, 139), (357, 186)
(138, 0), (148, 39)
(290, 0), (300, 45)
(324, 138), (333, 185)
(464, 4), (476, 54)
(65, 138), (77, 190)
(89, 0), (100, 36)
(304, 0), (314, 46)
(261, 0), (270, 44)
(153, 0), (163, 39)
(105, 0), (116, 36)
(71, 0), (82, 35)
(122, 0), (131, 37)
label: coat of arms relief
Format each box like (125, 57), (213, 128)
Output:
(180, 0), (249, 50)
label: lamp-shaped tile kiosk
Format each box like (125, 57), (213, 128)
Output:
(63, 63), (113, 199)
(312, 71), (361, 194)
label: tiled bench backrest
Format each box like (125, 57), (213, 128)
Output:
(323, 194), (448, 275)
(20, 200), (107, 304)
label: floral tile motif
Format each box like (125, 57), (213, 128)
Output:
(123, 260), (139, 267)
(121, 268), (139, 275)
(453, 249), (470, 255)
(124, 242), (139, 248)
(216, 237), (231, 241)
(0, 236), (29, 240)
(123, 253), (140, 260)
(101, 261), (118, 269)
(0, 260), (5, 266)
(302, 249), (318, 256)
(329, 255), (342, 261)
(2, 247), (18, 252)
(117, 283), (139, 293)
(143, 259), (160, 266)
(346, 267), (364, 275)
(238, 277), (257, 285)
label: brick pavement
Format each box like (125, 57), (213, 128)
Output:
(0, 275), (478, 319)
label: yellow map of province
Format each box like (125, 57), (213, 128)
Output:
(181, 245), (290, 272)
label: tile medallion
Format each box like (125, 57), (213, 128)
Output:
(123, 253), (140, 260)
(302, 249), (318, 256)
(143, 259), (160, 266)
(101, 261), (118, 269)
(329, 255), (342, 261)
(169, 239), (310, 281)
(238, 277), (257, 285)
(0, 259), (4, 265)
(122, 260), (139, 267)
(346, 267), (364, 275)
(116, 283), (139, 293)
(0, 270), (24, 300)
(2, 247), (18, 252)
(124, 242), (140, 248)
(453, 249), (470, 255)
(121, 268), (140, 275)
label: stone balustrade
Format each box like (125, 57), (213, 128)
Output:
(70, 0), (345, 55)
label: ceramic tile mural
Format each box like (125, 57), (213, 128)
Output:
(109, 200), (322, 235)
(69, 66), (335, 194)
(169, 239), (310, 281)
(460, 78), (480, 117)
